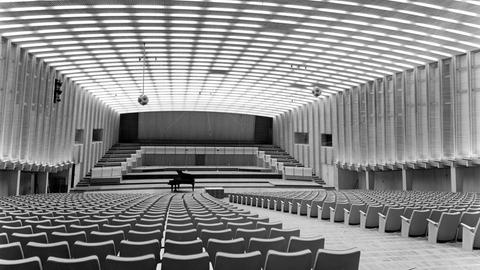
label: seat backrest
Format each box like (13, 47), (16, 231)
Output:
(167, 223), (195, 231)
(214, 251), (262, 270)
(161, 252), (210, 270)
(313, 248), (361, 270)
(264, 249), (312, 270)
(35, 225), (67, 239)
(0, 257), (42, 270)
(235, 228), (267, 245)
(255, 222), (282, 234)
(51, 231), (87, 250)
(119, 239), (161, 263)
(45, 255), (100, 270)
(134, 223), (163, 232)
(247, 237), (287, 264)
(226, 221), (255, 233)
(72, 241), (115, 270)
(429, 209), (448, 222)
(70, 224), (99, 236)
(164, 239), (203, 255)
(269, 228), (300, 241)
(196, 222), (226, 232)
(287, 236), (325, 268)
(199, 229), (234, 246)
(104, 254), (156, 270)
(90, 230), (125, 254)
(101, 224), (131, 234)
(165, 229), (198, 242)
(206, 238), (245, 264)
(0, 233), (8, 244)
(1, 225), (33, 236)
(0, 242), (24, 260)
(10, 232), (48, 247)
(437, 212), (462, 242)
(127, 229), (162, 242)
(24, 241), (71, 267)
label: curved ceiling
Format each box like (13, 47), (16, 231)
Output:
(0, 0), (479, 117)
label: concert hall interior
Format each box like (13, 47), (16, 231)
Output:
(1, 0), (480, 269)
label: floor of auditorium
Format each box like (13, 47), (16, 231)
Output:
(232, 200), (480, 270)
(84, 189), (480, 269)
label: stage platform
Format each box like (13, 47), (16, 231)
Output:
(132, 166), (272, 172)
(73, 177), (322, 192)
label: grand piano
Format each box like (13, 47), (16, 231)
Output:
(168, 170), (195, 192)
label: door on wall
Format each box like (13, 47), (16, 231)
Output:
(49, 177), (67, 193)
(195, 154), (205, 166)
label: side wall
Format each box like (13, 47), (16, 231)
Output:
(273, 99), (336, 187)
(273, 49), (480, 192)
(0, 37), (119, 192)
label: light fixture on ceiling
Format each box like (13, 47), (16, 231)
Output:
(138, 42), (149, 106)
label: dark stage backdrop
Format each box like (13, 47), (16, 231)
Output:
(119, 111), (272, 144)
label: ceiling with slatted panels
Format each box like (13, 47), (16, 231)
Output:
(0, 0), (479, 116)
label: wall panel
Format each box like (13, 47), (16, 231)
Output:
(0, 37), (119, 184)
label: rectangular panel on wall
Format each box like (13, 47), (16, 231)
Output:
(394, 73), (405, 162)
(455, 54), (471, 157)
(345, 91), (352, 164)
(471, 51), (480, 156)
(416, 66), (429, 160)
(428, 62), (442, 159)
(351, 87), (360, 164)
(375, 79), (386, 164)
(367, 82), (376, 164)
(337, 94), (345, 163)
(359, 84), (368, 165)
(324, 98), (331, 133)
(405, 70), (416, 161)
(442, 58), (454, 158)
(385, 76), (395, 162)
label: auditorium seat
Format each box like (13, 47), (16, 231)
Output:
(168, 217), (192, 225)
(139, 217), (165, 225)
(127, 229), (162, 242)
(90, 230), (125, 253)
(51, 231), (87, 250)
(461, 218), (480, 251)
(83, 219), (109, 228)
(346, 203), (365, 223)
(313, 248), (360, 270)
(160, 252), (210, 270)
(0, 220), (22, 228)
(1, 225), (33, 238)
(104, 254), (157, 270)
(401, 210), (431, 237)
(10, 232), (48, 247)
(287, 236), (325, 268)
(428, 212), (462, 243)
(256, 221), (282, 235)
(53, 219), (81, 231)
(45, 255), (100, 270)
(111, 218), (137, 227)
(119, 239), (161, 263)
(264, 249), (312, 270)
(0, 243), (24, 260)
(101, 224), (131, 235)
(235, 228), (267, 249)
(318, 201), (335, 220)
(246, 217), (269, 227)
(72, 241), (115, 270)
(24, 220), (51, 231)
(35, 225), (67, 240)
(0, 257), (42, 270)
(0, 233), (8, 244)
(269, 228), (300, 241)
(70, 224), (99, 240)
(167, 223), (195, 231)
(457, 211), (480, 241)
(214, 251), (262, 270)
(206, 238), (245, 264)
(164, 239), (203, 255)
(360, 205), (382, 229)
(196, 222), (225, 232)
(247, 237), (287, 264)
(165, 229), (198, 242)
(378, 207), (404, 233)
(24, 242), (71, 268)
(330, 202), (350, 223)
(199, 229), (234, 246)
(193, 217), (218, 226)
